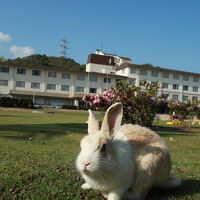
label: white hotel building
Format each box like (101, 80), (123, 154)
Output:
(0, 50), (200, 107)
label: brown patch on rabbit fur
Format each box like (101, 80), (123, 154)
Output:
(121, 124), (170, 162)
(121, 124), (171, 198)
(121, 124), (161, 149)
(121, 124), (171, 186)
(98, 137), (103, 147)
(121, 124), (171, 171)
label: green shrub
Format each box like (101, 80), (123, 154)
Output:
(156, 100), (169, 114)
(0, 97), (34, 109)
(0, 97), (14, 107)
(18, 98), (34, 108)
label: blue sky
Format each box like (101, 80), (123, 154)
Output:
(0, 0), (200, 73)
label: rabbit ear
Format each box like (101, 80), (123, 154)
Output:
(101, 102), (123, 139)
(88, 109), (99, 134)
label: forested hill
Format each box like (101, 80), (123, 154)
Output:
(0, 54), (86, 71)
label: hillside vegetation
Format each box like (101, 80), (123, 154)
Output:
(0, 54), (86, 71)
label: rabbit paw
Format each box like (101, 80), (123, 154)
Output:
(108, 193), (121, 200)
(81, 183), (92, 190)
(102, 192), (108, 198)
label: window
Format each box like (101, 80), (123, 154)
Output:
(183, 85), (188, 91)
(130, 68), (136, 74)
(173, 74), (179, 80)
(162, 72), (169, 78)
(48, 71), (56, 78)
(173, 84), (179, 90)
(129, 79), (135, 84)
(89, 76), (98, 82)
(104, 77), (111, 83)
(61, 85), (69, 91)
(152, 71), (158, 77)
(0, 66), (9, 73)
(76, 86), (84, 93)
(31, 82), (40, 89)
(193, 76), (198, 82)
(32, 70), (41, 76)
(16, 81), (25, 88)
(62, 73), (70, 79)
(183, 95), (188, 101)
(89, 88), (97, 93)
(193, 86), (198, 92)
(77, 74), (85, 81)
(162, 83), (168, 89)
(0, 80), (8, 86)
(183, 75), (189, 81)
(47, 84), (56, 90)
(17, 68), (26, 75)
(172, 94), (179, 100)
(0, 94), (9, 97)
(140, 69), (147, 76)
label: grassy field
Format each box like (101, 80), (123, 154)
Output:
(0, 108), (199, 200)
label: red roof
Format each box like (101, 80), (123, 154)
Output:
(87, 54), (115, 66)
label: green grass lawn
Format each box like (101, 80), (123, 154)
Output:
(0, 108), (199, 200)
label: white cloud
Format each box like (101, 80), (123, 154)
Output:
(0, 32), (11, 42)
(10, 45), (35, 58)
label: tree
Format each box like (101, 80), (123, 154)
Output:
(0, 54), (85, 71)
(0, 56), (6, 62)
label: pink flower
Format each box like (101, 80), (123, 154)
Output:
(93, 98), (101, 104)
(117, 96), (121, 101)
(102, 90), (108, 95)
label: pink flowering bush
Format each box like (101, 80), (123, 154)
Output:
(82, 89), (114, 108)
(168, 98), (200, 121)
(83, 80), (161, 127)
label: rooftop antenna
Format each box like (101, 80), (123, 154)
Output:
(60, 37), (70, 58)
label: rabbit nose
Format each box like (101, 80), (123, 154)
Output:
(83, 162), (91, 171)
(83, 162), (91, 167)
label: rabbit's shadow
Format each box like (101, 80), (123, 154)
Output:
(144, 179), (200, 200)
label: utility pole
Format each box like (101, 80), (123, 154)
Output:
(60, 37), (70, 58)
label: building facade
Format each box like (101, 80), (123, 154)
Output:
(0, 50), (200, 107)
(0, 63), (127, 107)
(115, 64), (200, 102)
(87, 50), (200, 102)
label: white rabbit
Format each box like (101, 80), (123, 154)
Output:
(76, 102), (181, 200)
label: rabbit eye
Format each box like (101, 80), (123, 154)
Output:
(101, 144), (107, 152)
